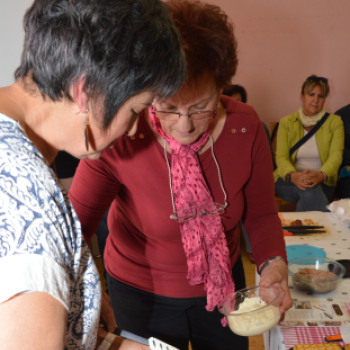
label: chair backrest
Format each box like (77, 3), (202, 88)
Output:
(270, 122), (279, 168)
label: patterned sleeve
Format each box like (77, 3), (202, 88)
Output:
(0, 116), (100, 349)
(0, 177), (72, 309)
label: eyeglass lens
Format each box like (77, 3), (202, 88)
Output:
(155, 110), (215, 121)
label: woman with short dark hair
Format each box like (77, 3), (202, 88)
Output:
(223, 84), (247, 103)
(0, 0), (185, 349)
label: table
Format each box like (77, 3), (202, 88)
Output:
(260, 212), (350, 350)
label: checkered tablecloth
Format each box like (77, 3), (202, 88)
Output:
(281, 303), (350, 349)
(260, 213), (350, 350)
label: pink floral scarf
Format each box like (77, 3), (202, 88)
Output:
(149, 106), (235, 316)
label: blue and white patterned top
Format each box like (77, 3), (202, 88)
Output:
(0, 113), (100, 349)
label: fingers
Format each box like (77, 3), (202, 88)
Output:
(105, 312), (117, 332)
(117, 339), (151, 350)
(102, 303), (117, 332)
(278, 288), (293, 313)
(100, 289), (117, 332)
(97, 325), (109, 338)
(259, 262), (293, 316)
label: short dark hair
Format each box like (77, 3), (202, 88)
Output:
(166, 0), (237, 89)
(222, 84), (247, 103)
(15, 0), (186, 129)
(301, 75), (330, 97)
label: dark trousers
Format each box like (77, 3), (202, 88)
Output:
(96, 208), (110, 266)
(106, 256), (248, 350)
(335, 177), (350, 199)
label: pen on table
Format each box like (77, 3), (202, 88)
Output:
(313, 305), (326, 311)
(312, 306), (333, 319)
(283, 229), (326, 234)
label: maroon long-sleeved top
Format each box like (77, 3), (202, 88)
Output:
(69, 96), (287, 298)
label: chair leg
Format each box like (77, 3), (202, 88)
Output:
(275, 196), (282, 211)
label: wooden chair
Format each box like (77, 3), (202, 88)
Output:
(270, 122), (296, 212)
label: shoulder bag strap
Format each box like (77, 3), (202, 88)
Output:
(270, 122), (279, 143)
(289, 112), (330, 157)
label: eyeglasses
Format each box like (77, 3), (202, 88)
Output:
(152, 108), (217, 121)
(306, 75), (328, 84)
(170, 201), (228, 223)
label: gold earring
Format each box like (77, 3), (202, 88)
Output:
(84, 109), (89, 151)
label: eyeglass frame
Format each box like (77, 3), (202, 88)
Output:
(152, 106), (218, 121)
(170, 201), (228, 223)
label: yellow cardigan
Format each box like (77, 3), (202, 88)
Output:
(274, 111), (344, 187)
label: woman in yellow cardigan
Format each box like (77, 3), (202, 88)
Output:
(274, 75), (344, 211)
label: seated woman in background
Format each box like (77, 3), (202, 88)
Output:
(70, 1), (292, 349)
(274, 75), (344, 212)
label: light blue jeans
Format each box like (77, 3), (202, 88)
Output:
(275, 177), (335, 212)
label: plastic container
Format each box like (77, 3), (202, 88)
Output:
(288, 257), (345, 294)
(218, 286), (280, 336)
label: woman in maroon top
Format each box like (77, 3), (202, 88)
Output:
(70, 1), (292, 349)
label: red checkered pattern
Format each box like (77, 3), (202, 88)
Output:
(281, 302), (350, 349)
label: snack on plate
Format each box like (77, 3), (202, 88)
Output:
(344, 345), (350, 350)
(291, 219), (303, 226)
(281, 218), (319, 227)
(293, 344), (342, 350)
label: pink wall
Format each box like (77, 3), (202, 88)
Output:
(208, 0), (350, 128)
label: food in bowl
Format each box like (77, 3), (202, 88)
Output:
(294, 268), (337, 293)
(218, 286), (280, 336)
(288, 257), (345, 294)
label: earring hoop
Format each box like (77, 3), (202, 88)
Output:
(84, 111), (89, 151)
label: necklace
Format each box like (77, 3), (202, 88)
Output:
(163, 135), (228, 220)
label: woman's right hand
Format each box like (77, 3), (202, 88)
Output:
(96, 330), (151, 350)
(290, 170), (313, 190)
(112, 339), (151, 350)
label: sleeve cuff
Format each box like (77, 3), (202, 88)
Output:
(0, 254), (71, 310)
